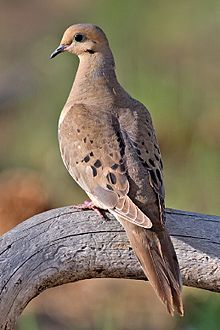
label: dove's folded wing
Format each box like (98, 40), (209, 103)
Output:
(58, 103), (152, 228)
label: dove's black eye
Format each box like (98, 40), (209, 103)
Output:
(74, 34), (85, 42)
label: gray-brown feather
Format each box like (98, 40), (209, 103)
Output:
(56, 22), (183, 316)
(119, 218), (183, 316)
(117, 105), (165, 228)
(58, 95), (182, 314)
(58, 103), (152, 227)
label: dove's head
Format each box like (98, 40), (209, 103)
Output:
(50, 24), (110, 59)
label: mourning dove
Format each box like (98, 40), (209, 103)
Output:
(51, 23), (183, 315)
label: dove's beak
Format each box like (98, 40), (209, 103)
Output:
(50, 45), (67, 59)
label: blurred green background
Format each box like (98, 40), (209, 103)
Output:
(0, 0), (220, 329)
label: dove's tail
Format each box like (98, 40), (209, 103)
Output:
(119, 218), (184, 316)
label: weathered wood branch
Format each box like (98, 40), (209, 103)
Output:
(0, 207), (219, 329)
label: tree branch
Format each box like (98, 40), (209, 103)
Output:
(0, 207), (219, 329)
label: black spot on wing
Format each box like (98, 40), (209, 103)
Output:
(83, 155), (90, 163)
(149, 158), (155, 167)
(91, 166), (97, 177)
(111, 163), (119, 170)
(154, 143), (160, 154)
(149, 169), (158, 186)
(143, 161), (149, 168)
(115, 130), (125, 157)
(106, 172), (117, 185)
(120, 163), (126, 173)
(154, 153), (160, 161)
(156, 168), (162, 184)
(131, 141), (138, 148)
(106, 184), (113, 191)
(94, 159), (102, 168)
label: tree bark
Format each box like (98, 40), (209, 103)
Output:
(0, 207), (219, 329)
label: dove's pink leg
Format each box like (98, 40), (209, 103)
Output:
(73, 200), (104, 218)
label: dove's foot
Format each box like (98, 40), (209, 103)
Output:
(73, 200), (104, 218)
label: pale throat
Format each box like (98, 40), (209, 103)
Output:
(67, 50), (119, 104)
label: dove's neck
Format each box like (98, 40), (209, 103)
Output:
(66, 49), (125, 106)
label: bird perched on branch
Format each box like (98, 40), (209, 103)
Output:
(51, 23), (183, 315)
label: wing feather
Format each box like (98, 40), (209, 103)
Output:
(58, 103), (152, 228)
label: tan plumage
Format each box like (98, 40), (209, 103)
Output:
(51, 23), (183, 315)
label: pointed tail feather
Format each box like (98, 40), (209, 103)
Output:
(118, 218), (184, 316)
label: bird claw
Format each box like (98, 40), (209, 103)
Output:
(73, 200), (105, 218)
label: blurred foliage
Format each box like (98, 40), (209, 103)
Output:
(1, 0), (220, 329)
(176, 290), (220, 330)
